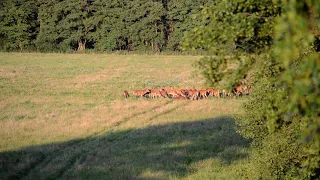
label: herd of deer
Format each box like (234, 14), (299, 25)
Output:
(123, 85), (252, 100)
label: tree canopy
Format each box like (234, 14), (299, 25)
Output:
(0, 0), (212, 52)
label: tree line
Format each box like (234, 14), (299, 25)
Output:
(0, 0), (214, 52)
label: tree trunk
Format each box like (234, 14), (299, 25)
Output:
(77, 40), (86, 51)
(19, 41), (23, 51)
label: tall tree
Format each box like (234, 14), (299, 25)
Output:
(0, 0), (38, 51)
(122, 0), (166, 51)
(167, 0), (214, 50)
(36, 0), (60, 52)
(182, 0), (280, 88)
(55, 0), (96, 51)
(1, 0), (215, 52)
(90, 0), (123, 51)
(36, 0), (97, 52)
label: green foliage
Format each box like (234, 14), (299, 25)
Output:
(166, 0), (214, 50)
(236, 56), (307, 178)
(182, 0), (280, 53)
(0, 0), (212, 52)
(0, 0), (38, 51)
(193, 56), (227, 87)
(90, 0), (120, 51)
(36, 0), (97, 52)
(185, 0), (320, 178)
(273, 0), (320, 177)
(36, 0), (61, 52)
(182, 0), (281, 88)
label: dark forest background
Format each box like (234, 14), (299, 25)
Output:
(0, 0), (214, 52)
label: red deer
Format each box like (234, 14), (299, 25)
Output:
(175, 89), (187, 98)
(166, 89), (181, 98)
(206, 88), (214, 97)
(232, 86), (244, 96)
(149, 89), (169, 98)
(133, 89), (151, 97)
(221, 89), (227, 98)
(199, 89), (208, 99)
(187, 89), (199, 100)
(166, 89), (178, 98)
(208, 89), (220, 98)
(149, 89), (163, 98)
(243, 85), (253, 95)
(160, 89), (169, 98)
(123, 90), (129, 99)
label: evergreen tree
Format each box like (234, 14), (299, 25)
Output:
(0, 0), (38, 51)
(37, 0), (101, 52)
(182, 0), (280, 88)
(36, 0), (60, 52)
(120, 0), (166, 51)
(0, 0), (215, 52)
(90, 0), (123, 51)
(167, 0), (214, 50)
(54, 0), (95, 51)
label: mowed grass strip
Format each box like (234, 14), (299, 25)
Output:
(0, 53), (251, 179)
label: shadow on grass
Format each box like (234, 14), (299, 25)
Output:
(0, 117), (251, 179)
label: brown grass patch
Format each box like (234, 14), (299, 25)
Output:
(0, 68), (20, 78)
(0, 103), (7, 110)
(73, 67), (126, 88)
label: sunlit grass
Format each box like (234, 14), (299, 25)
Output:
(0, 52), (250, 179)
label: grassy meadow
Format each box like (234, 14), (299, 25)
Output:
(0, 53), (251, 179)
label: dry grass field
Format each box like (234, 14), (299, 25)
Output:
(0, 53), (251, 179)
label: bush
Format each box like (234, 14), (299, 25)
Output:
(183, 0), (320, 178)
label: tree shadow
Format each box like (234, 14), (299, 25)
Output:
(0, 117), (251, 179)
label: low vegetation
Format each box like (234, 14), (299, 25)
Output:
(0, 53), (250, 179)
(184, 0), (320, 178)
